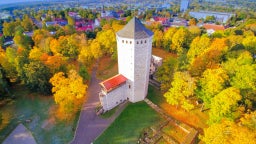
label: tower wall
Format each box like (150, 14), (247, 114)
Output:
(133, 37), (152, 102)
(116, 36), (152, 103)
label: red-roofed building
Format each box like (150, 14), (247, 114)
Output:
(99, 74), (128, 111)
(203, 23), (226, 35)
(76, 25), (93, 31)
(100, 74), (127, 93)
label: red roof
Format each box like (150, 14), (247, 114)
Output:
(100, 74), (127, 93)
(203, 24), (225, 31)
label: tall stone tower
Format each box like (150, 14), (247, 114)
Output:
(116, 17), (153, 103)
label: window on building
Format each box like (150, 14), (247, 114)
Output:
(129, 85), (131, 89)
(145, 40), (147, 43)
(137, 41), (139, 44)
(130, 41), (132, 44)
(122, 40), (124, 43)
(141, 40), (143, 44)
(126, 40), (128, 44)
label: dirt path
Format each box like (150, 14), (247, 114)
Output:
(71, 64), (127, 144)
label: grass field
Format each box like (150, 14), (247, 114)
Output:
(0, 84), (78, 144)
(96, 56), (118, 80)
(94, 101), (162, 144)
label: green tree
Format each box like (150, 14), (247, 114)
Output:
(156, 57), (178, 91)
(79, 65), (90, 81)
(23, 61), (52, 94)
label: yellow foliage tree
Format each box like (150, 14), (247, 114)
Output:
(50, 70), (87, 121)
(200, 120), (256, 144)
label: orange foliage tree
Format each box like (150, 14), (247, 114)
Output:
(49, 70), (87, 121)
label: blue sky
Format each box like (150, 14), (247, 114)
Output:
(0, 0), (44, 5)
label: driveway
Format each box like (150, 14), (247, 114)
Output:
(71, 65), (126, 144)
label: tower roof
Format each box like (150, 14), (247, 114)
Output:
(117, 17), (153, 39)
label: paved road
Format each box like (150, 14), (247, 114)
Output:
(71, 65), (127, 144)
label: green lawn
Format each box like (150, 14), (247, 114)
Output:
(0, 84), (78, 144)
(94, 101), (162, 144)
(147, 85), (165, 106)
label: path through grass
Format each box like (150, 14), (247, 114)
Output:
(94, 101), (162, 144)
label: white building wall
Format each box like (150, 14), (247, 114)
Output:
(117, 37), (135, 101)
(117, 36), (152, 103)
(100, 83), (128, 111)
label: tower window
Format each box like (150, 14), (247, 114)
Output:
(129, 85), (131, 89)
(145, 40), (147, 43)
(141, 40), (143, 44)
(122, 40), (124, 43)
(137, 41), (139, 44)
(126, 41), (128, 44)
(130, 41), (132, 44)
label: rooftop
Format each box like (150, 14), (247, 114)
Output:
(117, 17), (153, 39)
(100, 74), (127, 93)
(203, 24), (225, 31)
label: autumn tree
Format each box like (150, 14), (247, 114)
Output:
(96, 29), (116, 58)
(242, 36), (256, 55)
(240, 110), (256, 130)
(171, 27), (191, 54)
(153, 29), (164, 48)
(222, 51), (256, 109)
(189, 38), (228, 76)
(187, 36), (211, 64)
(201, 120), (256, 144)
(163, 27), (178, 51)
(209, 87), (242, 124)
(32, 29), (52, 53)
(3, 21), (19, 37)
(197, 68), (229, 109)
(50, 70), (87, 121)
(164, 71), (196, 111)
(21, 15), (33, 31)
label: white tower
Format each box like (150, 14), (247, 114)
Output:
(116, 17), (153, 103)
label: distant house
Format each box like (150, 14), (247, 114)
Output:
(45, 21), (57, 27)
(76, 25), (93, 32)
(203, 23), (226, 35)
(150, 55), (163, 76)
(170, 18), (188, 27)
(150, 17), (169, 25)
(94, 19), (100, 28)
(54, 18), (68, 26)
(68, 12), (78, 17)
(23, 31), (34, 37)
